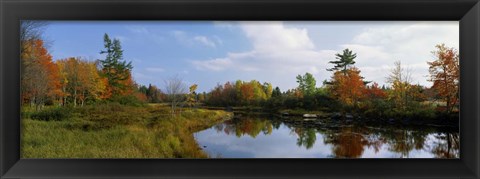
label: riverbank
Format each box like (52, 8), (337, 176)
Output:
(275, 110), (459, 128)
(200, 106), (459, 128)
(21, 104), (232, 158)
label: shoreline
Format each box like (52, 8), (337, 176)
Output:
(200, 106), (459, 129)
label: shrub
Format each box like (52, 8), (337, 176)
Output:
(110, 95), (146, 107)
(78, 103), (149, 126)
(30, 107), (72, 121)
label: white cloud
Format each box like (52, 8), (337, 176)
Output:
(194, 36), (216, 47)
(240, 21), (315, 52)
(173, 31), (220, 48)
(191, 22), (334, 90)
(191, 21), (458, 90)
(145, 67), (165, 73)
(192, 56), (234, 71)
(345, 22), (459, 86)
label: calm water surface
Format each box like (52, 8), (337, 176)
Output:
(194, 115), (459, 158)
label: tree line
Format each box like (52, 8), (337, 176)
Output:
(21, 22), (459, 120)
(21, 22), (153, 109)
(20, 22), (189, 113)
(201, 46), (459, 119)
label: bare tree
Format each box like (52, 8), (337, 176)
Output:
(386, 61), (413, 110)
(164, 75), (187, 116)
(20, 21), (48, 52)
(23, 60), (49, 110)
(386, 61), (412, 84)
(20, 21), (49, 106)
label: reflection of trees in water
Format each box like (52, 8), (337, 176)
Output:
(213, 116), (273, 138)
(386, 130), (417, 158)
(211, 116), (459, 158)
(430, 133), (459, 158)
(319, 126), (447, 158)
(381, 129), (433, 158)
(293, 128), (317, 149)
(321, 127), (380, 158)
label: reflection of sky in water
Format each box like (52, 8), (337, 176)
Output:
(195, 124), (333, 158)
(194, 121), (458, 158)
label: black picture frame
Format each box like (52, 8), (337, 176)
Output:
(1, 0), (479, 178)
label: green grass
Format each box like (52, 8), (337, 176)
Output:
(21, 104), (232, 158)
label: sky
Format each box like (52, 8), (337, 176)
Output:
(42, 21), (459, 93)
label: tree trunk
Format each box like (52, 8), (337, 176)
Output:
(73, 89), (77, 107)
(171, 96), (175, 117)
(62, 85), (67, 106)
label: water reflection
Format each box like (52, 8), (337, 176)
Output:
(431, 133), (459, 158)
(194, 115), (459, 158)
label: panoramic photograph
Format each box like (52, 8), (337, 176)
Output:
(20, 21), (459, 158)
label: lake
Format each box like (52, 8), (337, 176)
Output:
(194, 114), (459, 158)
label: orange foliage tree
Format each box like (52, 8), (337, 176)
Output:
(330, 67), (366, 108)
(240, 82), (255, 104)
(21, 39), (62, 109)
(427, 44), (459, 113)
(365, 82), (386, 99)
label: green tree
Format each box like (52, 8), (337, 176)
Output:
(263, 82), (273, 99)
(251, 80), (267, 101)
(296, 72), (316, 97)
(272, 87), (282, 97)
(99, 33), (133, 98)
(328, 48), (357, 75)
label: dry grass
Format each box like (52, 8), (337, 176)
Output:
(21, 104), (232, 158)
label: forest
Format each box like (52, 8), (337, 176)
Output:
(20, 21), (459, 158)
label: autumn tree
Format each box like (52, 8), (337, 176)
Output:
(328, 48), (357, 75)
(240, 82), (255, 104)
(427, 44), (459, 113)
(98, 33), (134, 98)
(234, 80), (244, 103)
(132, 84), (148, 103)
(262, 82), (273, 99)
(21, 40), (61, 109)
(386, 61), (413, 110)
(56, 57), (107, 106)
(20, 21), (53, 108)
(251, 80), (267, 101)
(207, 84), (224, 106)
(223, 82), (237, 106)
(20, 21), (48, 56)
(198, 92), (206, 103)
(144, 84), (165, 103)
(365, 82), (387, 99)
(330, 67), (366, 108)
(187, 84), (198, 107)
(409, 84), (428, 102)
